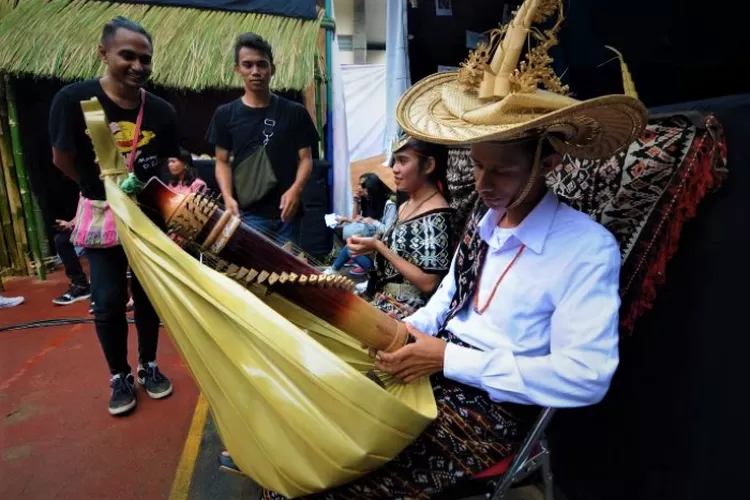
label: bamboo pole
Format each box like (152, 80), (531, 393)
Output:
(0, 82), (29, 275)
(0, 145), (22, 273)
(0, 215), (9, 270)
(4, 75), (44, 280)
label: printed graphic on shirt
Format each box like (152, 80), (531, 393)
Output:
(109, 121), (159, 171)
(109, 121), (156, 152)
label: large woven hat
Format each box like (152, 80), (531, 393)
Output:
(396, 0), (648, 160)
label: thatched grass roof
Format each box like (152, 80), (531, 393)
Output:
(0, 0), (322, 91)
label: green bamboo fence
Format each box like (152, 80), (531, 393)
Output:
(4, 76), (44, 279)
(0, 85), (28, 276)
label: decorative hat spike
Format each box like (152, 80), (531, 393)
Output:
(459, 0), (566, 99)
(604, 46), (639, 99)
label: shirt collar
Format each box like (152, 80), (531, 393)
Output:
(478, 191), (559, 254)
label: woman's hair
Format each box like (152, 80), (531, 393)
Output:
(169, 148), (198, 187)
(397, 138), (451, 203)
(358, 173), (394, 218)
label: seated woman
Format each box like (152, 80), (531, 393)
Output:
(337, 173), (395, 240)
(324, 190), (398, 276)
(166, 148), (206, 195)
(347, 135), (455, 319)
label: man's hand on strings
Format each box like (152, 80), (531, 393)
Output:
(280, 186), (302, 222)
(224, 197), (240, 217)
(372, 323), (447, 383)
(347, 235), (381, 257)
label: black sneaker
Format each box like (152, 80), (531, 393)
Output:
(52, 284), (91, 306)
(109, 373), (136, 416)
(137, 363), (173, 399)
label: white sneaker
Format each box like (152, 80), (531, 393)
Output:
(0, 295), (24, 308)
(354, 282), (368, 295)
(322, 267), (339, 275)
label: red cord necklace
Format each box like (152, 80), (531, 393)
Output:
(472, 243), (526, 315)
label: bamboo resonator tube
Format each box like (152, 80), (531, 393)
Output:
(138, 179), (412, 353)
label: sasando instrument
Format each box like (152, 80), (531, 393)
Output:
(138, 179), (414, 354)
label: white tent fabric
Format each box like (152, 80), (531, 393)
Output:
(383, 0), (412, 164)
(330, 8), (353, 218)
(341, 63), (387, 163)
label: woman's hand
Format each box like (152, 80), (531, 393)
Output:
(347, 235), (382, 257)
(55, 219), (75, 231)
(371, 324), (447, 383)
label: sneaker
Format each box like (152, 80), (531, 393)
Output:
(322, 267), (339, 275)
(349, 266), (368, 277)
(0, 295), (24, 308)
(354, 282), (368, 295)
(109, 373), (136, 416)
(137, 362), (173, 399)
(52, 284), (91, 305)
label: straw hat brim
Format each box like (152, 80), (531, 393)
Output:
(396, 72), (649, 160)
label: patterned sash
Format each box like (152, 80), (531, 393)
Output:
(439, 200), (489, 330)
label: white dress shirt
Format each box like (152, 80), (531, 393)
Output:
(405, 191), (621, 408)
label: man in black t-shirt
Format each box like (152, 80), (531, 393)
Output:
(49, 17), (179, 416)
(206, 33), (319, 245)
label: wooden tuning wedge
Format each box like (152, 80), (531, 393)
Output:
(278, 272), (289, 284)
(282, 242), (293, 252)
(324, 275), (337, 287)
(245, 269), (259, 283)
(268, 272), (280, 285)
(296, 252), (308, 263)
(308, 274), (318, 285)
(331, 275), (344, 288)
(257, 270), (270, 284)
(236, 267), (249, 280)
(226, 263), (240, 278)
(215, 260), (229, 273)
(298, 275), (308, 285)
(288, 273), (298, 284)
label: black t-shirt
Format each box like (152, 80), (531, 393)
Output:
(49, 79), (180, 201)
(205, 95), (319, 218)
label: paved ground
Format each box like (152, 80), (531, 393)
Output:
(0, 268), (198, 500)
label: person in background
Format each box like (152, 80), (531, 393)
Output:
(51, 216), (91, 305)
(167, 148), (206, 195)
(49, 16), (178, 416)
(348, 135), (455, 319)
(326, 173), (397, 276)
(325, 192), (397, 276)
(207, 33), (319, 245)
(337, 173), (394, 239)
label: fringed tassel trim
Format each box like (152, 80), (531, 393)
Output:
(620, 115), (728, 334)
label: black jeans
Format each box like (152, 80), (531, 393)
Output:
(53, 230), (88, 287)
(86, 246), (160, 375)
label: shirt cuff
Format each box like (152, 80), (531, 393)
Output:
(443, 343), (486, 386)
(403, 312), (437, 336)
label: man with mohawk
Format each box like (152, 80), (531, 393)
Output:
(249, 2), (648, 497)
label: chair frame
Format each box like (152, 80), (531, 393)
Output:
(489, 407), (557, 500)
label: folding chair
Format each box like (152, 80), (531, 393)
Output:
(432, 407), (557, 500)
